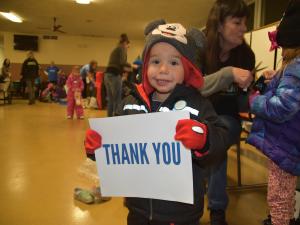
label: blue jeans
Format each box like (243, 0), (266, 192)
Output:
(104, 72), (122, 117)
(207, 115), (242, 210)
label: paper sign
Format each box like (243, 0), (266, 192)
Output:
(89, 111), (194, 204)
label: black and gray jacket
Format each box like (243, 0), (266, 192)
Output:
(21, 57), (39, 80)
(118, 84), (230, 223)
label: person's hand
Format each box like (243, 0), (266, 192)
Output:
(232, 67), (253, 89)
(262, 70), (276, 84)
(85, 129), (102, 154)
(174, 119), (208, 157)
(132, 64), (139, 69)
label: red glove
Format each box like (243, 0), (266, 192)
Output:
(85, 129), (102, 154)
(174, 119), (208, 157)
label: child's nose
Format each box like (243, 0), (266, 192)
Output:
(159, 63), (169, 74)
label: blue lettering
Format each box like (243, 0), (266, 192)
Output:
(152, 142), (161, 164)
(129, 143), (139, 164)
(103, 144), (110, 165)
(140, 143), (149, 164)
(121, 143), (131, 164)
(162, 142), (171, 165)
(172, 142), (181, 165)
(111, 144), (120, 164)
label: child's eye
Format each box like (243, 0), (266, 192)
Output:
(170, 59), (180, 66)
(150, 59), (160, 65)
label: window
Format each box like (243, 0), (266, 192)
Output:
(262, 0), (289, 25)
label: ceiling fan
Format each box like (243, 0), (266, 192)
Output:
(52, 17), (66, 33)
(37, 17), (66, 33)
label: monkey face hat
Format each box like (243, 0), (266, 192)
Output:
(142, 19), (206, 94)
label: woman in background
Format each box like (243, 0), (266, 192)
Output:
(203, 1), (255, 224)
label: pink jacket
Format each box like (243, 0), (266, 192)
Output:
(66, 74), (84, 94)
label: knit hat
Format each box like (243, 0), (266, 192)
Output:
(142, 19), (206, 94)
(277, 0), (300, 48)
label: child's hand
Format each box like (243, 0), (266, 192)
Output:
(174, 119), (208, 157)
(263, 70), (276, 84)
(249, 90), (260, 106)
(85, 129), (102, 154)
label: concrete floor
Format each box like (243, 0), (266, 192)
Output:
(0, 100), (269, 225)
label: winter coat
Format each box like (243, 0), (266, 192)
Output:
(119, 84), (230, 223)
(247, 57), (300, 175)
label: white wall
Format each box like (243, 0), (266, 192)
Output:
(251, 25), (277, 75)
(1, 31), (145, 67)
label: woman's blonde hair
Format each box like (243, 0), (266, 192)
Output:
(281, 47), (300, 69)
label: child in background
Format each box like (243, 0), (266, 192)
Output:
(55, 70), (67, 100)
(66, 66), (84, 119)
(247, 1), (300, 225)
(85, 20), (230, 225)
(40, 83), (58, 102)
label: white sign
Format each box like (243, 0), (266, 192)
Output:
(89, 111), (194, 204)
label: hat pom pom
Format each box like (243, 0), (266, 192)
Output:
(144, 19), (166, 35)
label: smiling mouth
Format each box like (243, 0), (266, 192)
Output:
(155, 79), (171, 86)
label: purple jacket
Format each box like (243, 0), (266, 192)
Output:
(247, 57), (300, 175)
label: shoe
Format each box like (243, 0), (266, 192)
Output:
(263, 215), (296, 225)
(263, 215), (272, 225)
(74, 187), (94, 204)
(73, 187), (111, 205)
(210, 209), (228, 225)
(78, 116), (84, 120)
(67, 115), (72, 119)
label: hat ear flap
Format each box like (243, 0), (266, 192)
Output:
(144, 19), (166, 35)
(187, 28), (206, 51)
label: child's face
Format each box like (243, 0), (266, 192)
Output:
(147, 42), (184, 94)
(72, 68), (80, 76)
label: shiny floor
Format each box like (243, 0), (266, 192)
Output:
(0, 100), (269, 225)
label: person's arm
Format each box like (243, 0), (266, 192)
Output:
(21, 60), (26, 77)
(251, 65), (300, 123)
(200, 67), (253, 97)
(200, 67), (233, 97)
(66, 76), (72, 91)
(44, 68), (49, 76)
(119, 47), (127, 68)
(35, 60), (40, 78)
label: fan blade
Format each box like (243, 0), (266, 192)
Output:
(54, 25), (62, 30)
(56, 29), (66, 34)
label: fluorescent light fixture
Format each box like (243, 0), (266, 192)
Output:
(0, 12), (23, 23)
(76, 0), (91, 4)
